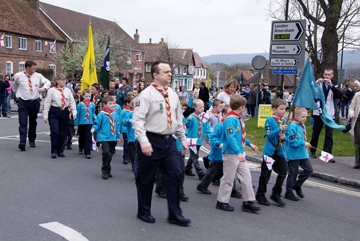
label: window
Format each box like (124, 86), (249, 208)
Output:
(50, 41), (56, 53)
(35, 40), (42, 52)
(5, 35), (12, 48)
(145, 63), (151, 72)
(179, 65), (183, 75)
(6, 61), (13, 75)
(183, 66), (187, 75)
(18, 37), (27, 50)
(174, 67), (178, 75)
(136, 52), (142, 61)
(128, 51), (132, 59)
(19, 62), (25, 72)
(49, 64), (56, 75)
(187, 79), (193, 91)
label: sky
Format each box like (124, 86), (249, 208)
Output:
(40, 0), (274, 57)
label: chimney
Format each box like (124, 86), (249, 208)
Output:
(149, 38), (152, 44)
(134, 29), (140, 43)
(159, 38), (164, 44)
(25, 0), (39, 11)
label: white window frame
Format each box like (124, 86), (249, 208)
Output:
(183, 66), (187, 75)
(19, 62), (25, 72)
(18, 37), (27, 50)
(174, 67), (178, 75)
(5, 35), (12, 48)
(128, 51), (132, 59)
(49, 64), (56, 76)
(136, 52), (142, 61)
(35, 40), (42, 52)
(145, 63), (151, 72)
(6, 61), (13, 75)
(179, 65), (183, 75)
(187, 79), (193, 91)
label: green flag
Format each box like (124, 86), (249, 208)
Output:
(99, 35), (110, 89)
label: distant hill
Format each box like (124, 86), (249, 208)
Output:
(201, 50), (360, 69)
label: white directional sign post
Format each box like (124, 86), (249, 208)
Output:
(269, 20), (306, 70)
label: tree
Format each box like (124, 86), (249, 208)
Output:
(51, 30), (128, 78)
(269, 0), (360, 80)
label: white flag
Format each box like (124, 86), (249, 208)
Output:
(0, 34), (5, 47)
(186, 138), (198, 154)
(319, 151), (333, 162)
(264, 155), (275, 170)
(199, 112), (210, 123)
(50, 39), (56, 52)
(92, 135), (98, 152)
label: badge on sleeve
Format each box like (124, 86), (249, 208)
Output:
(227, 128), (233, 134)
(135, 101), (140, 107)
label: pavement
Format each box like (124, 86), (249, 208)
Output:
(6, 100), (360, 189)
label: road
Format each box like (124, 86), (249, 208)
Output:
(1, 115), (360, 241)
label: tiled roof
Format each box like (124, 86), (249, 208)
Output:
(39, 2), (144, 51)
(193, 52), (207, 68)
(169, 48), (193, 66)
(246, 69), (297, 87)
(0, 0), (62, 40)
(139, 42), (169, 63)
(232, 69), (254, 81)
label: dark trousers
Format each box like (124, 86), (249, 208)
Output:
(122, 132), (129, 161)
(354, 119), (360, 167)
(310, 115), (333, 154)
(48, 107), (69, 154)
(257, 154), (287, 196)
(185, 145), (204, 175)
(248, 104), (256, 117)
(0, 97), (7, 117)
(18, 99), (40, 144)
(136, 135), (182, 217)
(65, 124), (74, 148)
(199, 162), (223, 189)
(78, 124), (92, 155)
(286, 159), (313, 194)
(128, 141), (136, 172)
(101, 141), (117, 175)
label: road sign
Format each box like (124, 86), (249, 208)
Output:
(272, 21), (304, 41)
(271, 44), (302, 55)
(270, 58), (298, 67)
(269, 20), (306, 68)
(272, 69), (299, 75)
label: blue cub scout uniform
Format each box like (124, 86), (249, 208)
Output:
(74, 101), (96, 126)
(285, 122), (310, 161)
(185, 113), (211, 145)
(119, 107), (132, 133)
(262, 116), (286, 157)
(92, 111), (120, 142)
(208, 122), (225, 162)
(123, 111), (136, 143)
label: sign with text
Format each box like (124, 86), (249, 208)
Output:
(269, 20), (306, 69)
(272, 69), (299, 75)
(257, 104), (272, 127)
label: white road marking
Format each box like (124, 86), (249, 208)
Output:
(39, 221), (89, 241)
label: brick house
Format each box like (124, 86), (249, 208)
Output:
(169, 48), (195, 91)
(0, 0), (64, 76)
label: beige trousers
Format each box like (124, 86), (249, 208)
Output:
(217, 153), (255, 203)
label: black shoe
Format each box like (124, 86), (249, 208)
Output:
(137, 214), (155, 223)
(18, 143), (25, 151)
(310, 152), (317, 158)
(154, 189), (166, 198)
(79, 150), (83, 155)
(242, 201), (260, 213)
(256, 194), (270, 206)
(212, 179), (220, 186)
(294, 186), (304, 198)
(85, 155), (91, 159)
(329, 159), (336, 163)
(29, 142), (36, 148)
(185, 171), (195, 176)
(284, 192), (299, 201)
(66, 145), (72, 150)
(353, 165), (360, 169)
(168, 214), (191, 226)
(57, 152), (65, 157)
(196, 185), (211, 194)
(102, 174), (108, 180)
(216, 201), (234, 211)
(270, 194), (286, 207)
(231, 191), (243, 199)
(51, 153), (57, 159)
(108, 173), (113, 178)
(123, 159), (129, 164)
(180, 195), (189, 202)
(198, 172), (205, 180)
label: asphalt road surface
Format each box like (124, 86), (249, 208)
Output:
(1, 115), (360, 241)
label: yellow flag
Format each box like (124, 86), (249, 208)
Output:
(206, 70), (211, 88)
(81, 24), (98, 91)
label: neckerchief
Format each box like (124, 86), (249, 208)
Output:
(225, 90), (234, 97)
(24, 71), (33, 92)
(211, 109), (220, 122)
(102, 107), (115, 135)
(82, 100), (90, 120)
(292, 118), (306, 141)
(193, 112), (202, 138)
(151, 82), (172, 129)
(225, 110), (246, 147)
(56, 86), (65, 109)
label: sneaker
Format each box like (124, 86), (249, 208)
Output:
(102, 174), (108, 180)
(270, 194), (286, 207)
(242, 201), (260, 213)
(216, 201), (234, 211)
(284, 192), (299, 201)
(256, 194), (270, 206)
